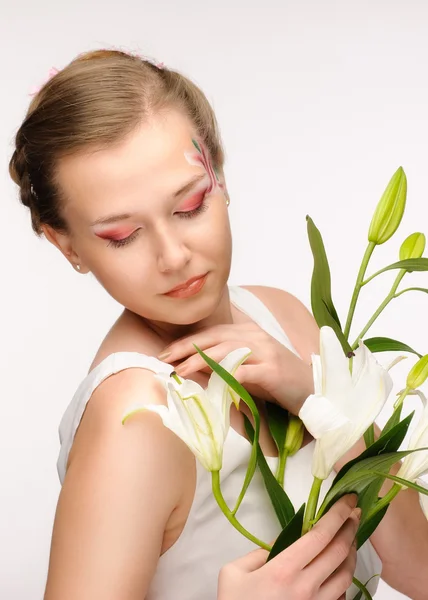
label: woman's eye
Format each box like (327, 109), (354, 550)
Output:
(107, 196), (209, 249)
(107, 230), (139, 248)
(176, 196), (209, 219)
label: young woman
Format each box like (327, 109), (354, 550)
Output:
(9, 49), (428, 600)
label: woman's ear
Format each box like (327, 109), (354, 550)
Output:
(41, 224), (90, 273)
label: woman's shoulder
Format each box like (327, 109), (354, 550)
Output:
(239, 285), (319, 363)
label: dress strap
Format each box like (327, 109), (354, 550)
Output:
(57, 352), (174, 482)
(229, 286), (299, 355)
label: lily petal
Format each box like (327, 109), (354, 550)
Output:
(397, 392), (428, 482)
(206, 347), (252, 432)
(300, 326), (392, 480)
(299, 394), (351, 439)
(320, 326), (352, 400)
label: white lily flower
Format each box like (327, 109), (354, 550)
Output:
(122, 347), (252, 471)
(299, 326), (393, 480)
(396, 390), (428, 484)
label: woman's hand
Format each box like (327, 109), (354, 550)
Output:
(158, 322), (314, 415)
(217, 494), (360, 600)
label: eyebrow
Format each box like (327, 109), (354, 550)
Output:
(90, 173), (207, 227)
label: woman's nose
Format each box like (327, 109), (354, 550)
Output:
(155, 227), (192, 273)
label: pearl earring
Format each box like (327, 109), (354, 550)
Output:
(75, 264), (81, 271)
(225, 196), (230, 206)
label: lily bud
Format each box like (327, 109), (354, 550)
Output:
(407, 355), (428, 390)
(399, 232), (426, 260)
(284, 415), (304, 456)
(368, 167), (407, 245)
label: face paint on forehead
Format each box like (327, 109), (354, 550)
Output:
(184, 139), (224, 194)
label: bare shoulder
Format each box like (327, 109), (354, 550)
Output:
(47, 370), (194, 599)
(239, 285), (320, 362)
(68, 362), (193, 479)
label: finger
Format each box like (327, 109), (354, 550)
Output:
(318, 543), (357, 600)
(304, 508), (360, 586)
(175, 342), (240, 376)
(269, 494), (358, 570)
(227, 547), (270, 572)
(159, 324), (256, 360)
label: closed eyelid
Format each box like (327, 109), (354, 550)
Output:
(94, 227), (138, 240)
(178, 188), (208, 210)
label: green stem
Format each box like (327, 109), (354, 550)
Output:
(344, 242), (376, 340)
(211, 470), (272, 550)
(275, 450), (289, 488)
(366, 483), (401, 521)
(302, 476), (323, 535)
(394, 286), (428, 298)
(361, 267), (386, 287)
(232, 478), (248, 516)
(351, 269), (406, 349)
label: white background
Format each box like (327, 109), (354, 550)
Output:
(1, 1), (428, 598)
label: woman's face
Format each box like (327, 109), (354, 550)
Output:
(53, 109), (232, 325)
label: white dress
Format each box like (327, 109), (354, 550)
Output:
(57, 285), (382, 599)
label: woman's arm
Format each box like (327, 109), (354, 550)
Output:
(44, 368), (194, 600)
(246, 285), (428, 599)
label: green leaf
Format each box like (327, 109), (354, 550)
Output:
(363, 424), (375, 447)
(355, 475), (389, 548)
(352, 575), (381, 600)
(194, 345), (261, 509)
(363, 336), (422, 358)
(244, 415), (295, 528)
(367, 257), (428, 280)
(265, 403), (289, 456)
(352, 576), (374, 600)
(369, 471), (428, 495)
(267, 504), (305, 562)
(358, 478), (384, 520)
(317, 450), (416, 519)
(331, 412), (414, 486)
(356, 503), (388, 549)
(381, 405), (403, 436)
(306, 216), (352, 354)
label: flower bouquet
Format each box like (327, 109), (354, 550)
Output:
(123, 167), (428, 599)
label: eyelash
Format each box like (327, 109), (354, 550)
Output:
(107, 197), (209, 248)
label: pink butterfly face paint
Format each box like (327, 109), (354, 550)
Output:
(184, 139), (224, 194)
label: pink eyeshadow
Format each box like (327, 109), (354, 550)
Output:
(180, 190), (206, 211)
(94, 228), (136, 241)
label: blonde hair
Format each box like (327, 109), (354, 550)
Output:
(9, 49), (225, 235)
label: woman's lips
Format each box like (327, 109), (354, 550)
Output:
(163, 273), (208, 298)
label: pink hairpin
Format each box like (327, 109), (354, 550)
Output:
(29, 67), (60, 96)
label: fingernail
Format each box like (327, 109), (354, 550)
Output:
(158, 351), (171, 360)
(352, 507), (362, 521)
(346, 493), (358, 508)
